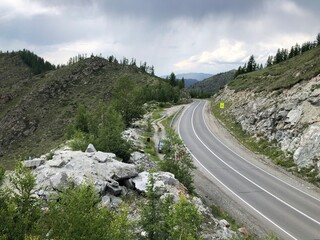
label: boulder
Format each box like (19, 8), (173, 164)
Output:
(94, 151), (116, 163)
(48, 159), (66, 168)
(33, 149), (138, 198)
(132, 171), (185, 198)
(104, 178), (122, 196)
(22, 158), (45, 168)
(50, 172), (69, 190)
(285, 108), (302, 125)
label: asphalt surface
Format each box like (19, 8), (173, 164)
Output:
(177, 100), (320, 240)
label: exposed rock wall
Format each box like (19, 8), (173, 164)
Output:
(215, 75), (320, 168)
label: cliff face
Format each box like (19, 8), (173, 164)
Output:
(215, 74), (320, 169)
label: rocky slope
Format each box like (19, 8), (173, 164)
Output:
(0, 52), (162, 169)
(7, 124), (244, 239)
(215, 74), (320, 171)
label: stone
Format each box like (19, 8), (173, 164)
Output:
(238, 227), (249, 238)
(101, 194), (123, 208)
(94, 151), (115, 163)
(50, 172), (69, 190)
(276, 110), (288, 120)
(32, 149), (138, 198)
(48, 159), (66, 168)
(285, 108), (302, 125)
(132, 171), (178, 196)
(22, 158), (45, 168)
(124, 178), (135, 189)
(105, 178), (122, 196)
(86, 143), (96, 153)
(219, 219), (230, 228)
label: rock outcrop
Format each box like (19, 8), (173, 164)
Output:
(31, 147), (138, 201)
(215, 74), (320, 168)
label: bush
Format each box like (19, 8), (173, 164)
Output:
(140, 171), (202, 240)
(0, 162), (42, 240)
(159, 129), (196, 193)
(46, 183), (135, 240)
(67, 103), (132, 162)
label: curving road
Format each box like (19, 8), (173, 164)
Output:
(177, 100), (320, 240)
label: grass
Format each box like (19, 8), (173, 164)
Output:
(229, 46), (320, 92)
(151, 107), (164, 120)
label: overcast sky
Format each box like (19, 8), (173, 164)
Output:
(1, 0), (319, 76)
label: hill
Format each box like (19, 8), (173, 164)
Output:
(229, 46), (320, 92)
(212, 46), (320, 183)
(184, 78), (199, 88)
(0, 51), (176, 169)
(188, 70), (236, 98)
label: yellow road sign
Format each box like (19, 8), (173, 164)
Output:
(220, 102), (225, 109)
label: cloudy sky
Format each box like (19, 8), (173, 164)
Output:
(1, 0), (319, 76)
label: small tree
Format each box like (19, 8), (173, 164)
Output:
(317, 33), (320, 46)
(167, 195), (202, 240)
(140, 171), (164, 240)
(46, 183), (134, 240)
(246, 55), (256, 72)
(111, 75), (144, 126)
(169, 72), (176, 87)
(0, 162), (42, 239)
(159, 129), (196, 193)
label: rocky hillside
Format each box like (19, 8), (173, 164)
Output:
(0, 52), (164, 169)
(214, 46), (320, 174)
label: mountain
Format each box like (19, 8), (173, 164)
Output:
(183, 78), (199, 88)
(0, 51), (167, 169)
(188, 70), (236, 97)
(175, 73), (212, 81)
(213, 46), (320, 182)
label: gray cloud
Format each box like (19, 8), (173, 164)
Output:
(1, 0), (319, 75)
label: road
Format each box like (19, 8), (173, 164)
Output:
(176, 100), (320, 240)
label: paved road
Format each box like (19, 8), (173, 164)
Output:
(177, 100), (320, 240)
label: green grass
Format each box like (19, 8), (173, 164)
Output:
(229, 46), (320, 92)
(151, 109), (164, 120)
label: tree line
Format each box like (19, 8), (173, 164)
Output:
(266, 33), (320, 67)
(0, 49), (56, 75)
(66, 53), (156, 76)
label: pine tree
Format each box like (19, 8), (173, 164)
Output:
(246, 55), (256, 72)
(317, 33), (320, 46)
(169, 72), (176, 86)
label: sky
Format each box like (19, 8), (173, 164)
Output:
(0, 0), (319, 76)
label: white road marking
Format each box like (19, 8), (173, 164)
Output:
(177, 101), (300, 240)
(201, 100), (320, 203)
(191, 101), (320, 225)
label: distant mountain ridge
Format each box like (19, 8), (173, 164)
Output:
(188, 70), (236, 98)
(175, 73), (212, 81)
(162, 72), (212, 81)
